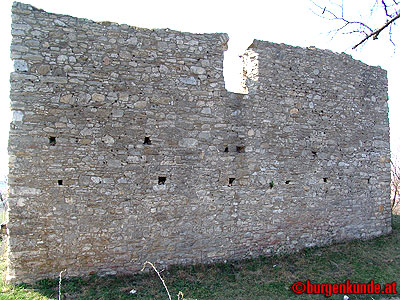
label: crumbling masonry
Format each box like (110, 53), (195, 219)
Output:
(7, 2), (392, 283)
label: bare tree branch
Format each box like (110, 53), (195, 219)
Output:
(311, 0), (400, 49)
(311, 1), (374, 33)
(389, 23), (396, 46)
(382, 0), (391, 17)
(352, 10), (400, 48)
(391, 160), (400, 211)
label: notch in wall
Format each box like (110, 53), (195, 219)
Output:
(228, 177), (235, 186)
(158, 176), (166, 185)
(58, 180), (63, 186)
(236, 146), (245, 153)
(143, 137), (152, 145)
(223, 35), (257, 94)
(49, 136), (56, 146)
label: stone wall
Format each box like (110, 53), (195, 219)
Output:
(7, 2), (392, 283)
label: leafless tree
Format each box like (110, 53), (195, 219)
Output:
(311, 0), (400, 49)
(391, 160), (400, 212)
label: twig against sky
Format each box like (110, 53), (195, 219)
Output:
(311, 0), (400, 49)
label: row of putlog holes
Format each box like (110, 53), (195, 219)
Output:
(50, 136), (329, 187)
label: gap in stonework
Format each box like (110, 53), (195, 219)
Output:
(223, 33), (254, 94)
(236, 146), (245, 153)
(143, 136), (151, 145)
(49, 136), (56, 146)
(158, 176), (166, 185)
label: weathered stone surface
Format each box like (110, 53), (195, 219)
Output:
(12, 111), (23, 122)
(134, 101), (147, 108)
(54, 19), (67, 27)
(7, 2), (391, 284)
(92, 93), (105, 102)
(179, 138), (198, 148)
(190, 66), (206, 75)
(14, 59), (28, 72)
(60, 94), (72, 104)
(40, 76), (67, 83)
(179, 76), (197, 85)
(103, 56), (110, 65)
(126, 37), (137, 45)
(102, 135), (115, 145)
(37, 64), (50, 75)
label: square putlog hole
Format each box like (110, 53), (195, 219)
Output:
(143, 137), (152, 145)
(49, 136), (56, 146)
(158, 176), (166, 185)
(236, 146), (245, 153)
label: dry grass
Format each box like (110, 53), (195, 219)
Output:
(0, 216), (399, 300)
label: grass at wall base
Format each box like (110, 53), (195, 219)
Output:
(0, 215), (399, 300)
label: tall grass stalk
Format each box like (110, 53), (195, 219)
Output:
(58, 269), (65, 300)
(141, 261), (172, 300)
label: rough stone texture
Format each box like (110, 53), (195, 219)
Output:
(7, 2), (391, 283)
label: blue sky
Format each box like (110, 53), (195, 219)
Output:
(0, 0), (398, 179)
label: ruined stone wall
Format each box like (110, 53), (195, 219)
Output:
(7, 2), (392, 283)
